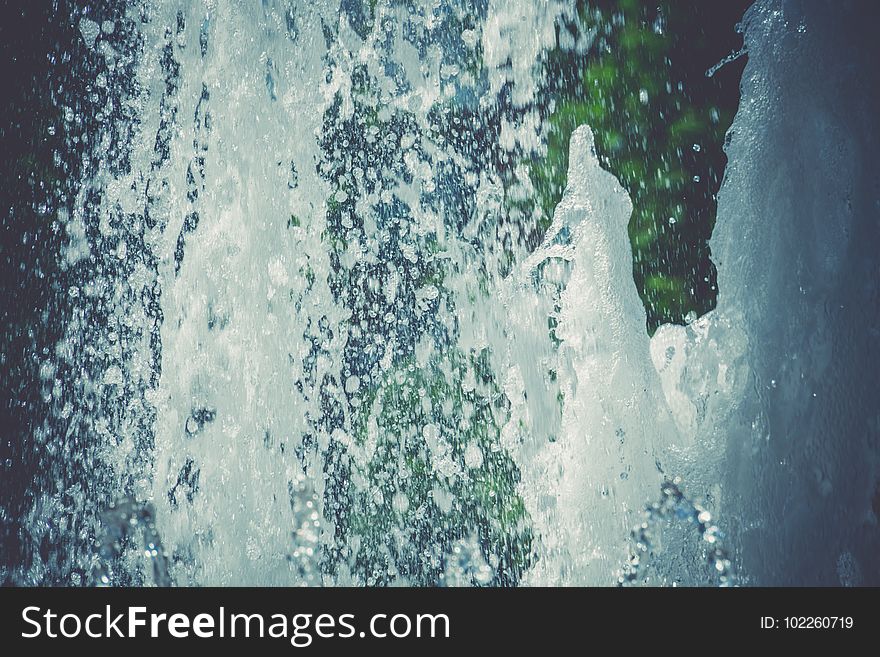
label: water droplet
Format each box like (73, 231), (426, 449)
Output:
(464, 443), (483, 469)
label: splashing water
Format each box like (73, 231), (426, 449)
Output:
(6, 0), (879, 587)
(92, 497), (170, 587)
(618, 480), (734, 587)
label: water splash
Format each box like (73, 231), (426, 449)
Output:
(7, 0), (878, 588)
(92, 497), (170, 587)
(618, 479), (734, 587)
(705, 46), (747, 78)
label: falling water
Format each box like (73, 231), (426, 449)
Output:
(4, 0), (879, 587)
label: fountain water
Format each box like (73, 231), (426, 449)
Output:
(6, 0), (879, 587)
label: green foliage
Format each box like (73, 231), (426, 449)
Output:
(347, 353), (532, 585)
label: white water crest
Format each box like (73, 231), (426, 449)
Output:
(496, 126), (679, 585)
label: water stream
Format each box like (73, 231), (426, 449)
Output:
(4, 0), (879, 587)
